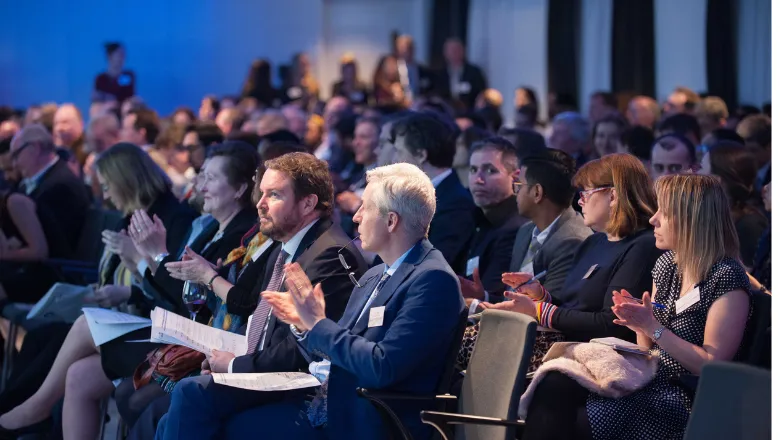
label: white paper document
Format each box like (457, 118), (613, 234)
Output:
(82, 307), (152, 346)
(149, 307), (247, 356)
(212, 372), (322, 391)
(27, 283), (94, 322)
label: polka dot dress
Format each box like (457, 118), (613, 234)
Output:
(585, 252), (751, 440)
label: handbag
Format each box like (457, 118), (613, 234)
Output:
(132, 344), (205, 390)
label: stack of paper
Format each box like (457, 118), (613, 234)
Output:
(149, 307), (247, 356)
(82, 307), (152, 346)
(27, 283), (95, 322)
(212, 372), (321, 391)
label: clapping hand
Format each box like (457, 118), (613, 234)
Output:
(480, 292), (537, 318)
(263, 290), (305, 328)
(501, 272), (544, 300)
(102, 229), (143, 267)
(128, 210), (168, 259)
(611, 289), (658, 337)
(165, 246), (222, 284)
(283, 263), (326, 331)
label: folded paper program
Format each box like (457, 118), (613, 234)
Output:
(212, 372), (321, 391)
(149, 307), (247, 356)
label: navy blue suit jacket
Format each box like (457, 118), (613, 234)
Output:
(303, 239), (465, 439)
(428, 171), (475, 272)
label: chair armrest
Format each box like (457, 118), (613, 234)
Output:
(421, 410), (525, 440)
(357, 388), (457, 401)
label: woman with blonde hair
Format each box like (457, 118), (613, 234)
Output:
(521, 174), (752, 440)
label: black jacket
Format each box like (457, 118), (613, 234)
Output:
(428, 171), (476, 272)
(435, 62), (488, 109)
(231, 218), (368, 374)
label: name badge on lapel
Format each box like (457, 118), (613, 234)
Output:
(368, 306), (385, 328)
(583, 264), (599, 279)
(675, 287), (700, 313)
(466, 256), (480, 277)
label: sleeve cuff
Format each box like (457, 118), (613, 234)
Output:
(290, 324), (308, 341)
(228, 358), (234, 373)
(468, 299), (481, 316)
(536, 302), (558, 329)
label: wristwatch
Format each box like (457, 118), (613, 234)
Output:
(651, 326), (665, 343)
(153, 252), (169, 264)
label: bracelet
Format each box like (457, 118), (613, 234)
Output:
(206, 273), (220, 291)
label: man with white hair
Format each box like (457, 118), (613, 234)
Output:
(157, 163), (465, 440)
(548, 111), (591, 168)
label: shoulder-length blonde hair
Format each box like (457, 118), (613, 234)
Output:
(96, 143), (171, 214)
(573, 153), (657, 238)
(655, 174), (740, 283)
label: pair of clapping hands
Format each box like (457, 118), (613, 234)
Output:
(200, 263), (325, 375)
(458, 270), (545, 317)
(101, 210), (168, 268)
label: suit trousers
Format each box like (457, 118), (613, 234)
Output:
(155, 374), (318, 440)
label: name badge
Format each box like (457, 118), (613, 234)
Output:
(466, 256), (480, 277)
(458, 81), (472, 94)
(675, 287), (700, 313)
(251, 240), (274, 261)
(583, 264), (599, 279)
(368, 306), (385, 328)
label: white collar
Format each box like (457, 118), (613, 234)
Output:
(282, 219), (319, 260)
(430, 168), (453, 188)
(532, 213), (562, 246)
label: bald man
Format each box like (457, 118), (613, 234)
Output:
(9, 124), (90, 258)
(53, 103), (87, 166)
(84, 113), (121, 197)
(626, 96), (660, 129)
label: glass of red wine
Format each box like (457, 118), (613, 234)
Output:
(182, 281), (207, 320)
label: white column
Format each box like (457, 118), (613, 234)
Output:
(578, 0), (613, 112)
(654, 0), (708, 101)
(736, 0), (771, 106)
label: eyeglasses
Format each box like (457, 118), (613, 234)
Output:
(579, 186), (613, 202)
(338, 236), (362, 288)
(512, 181), (527, 195)
(10, 142), (33, 162)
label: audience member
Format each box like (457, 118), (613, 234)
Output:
(699, 127), (744, 160)
(736, 114), (771, 187)
(695, 96), (728, 139)
(331, 53), (370, 107)
(156, 152), (367, 438)
(521, 174), (750, 440)
(663, 86), (701, 116)
(240, 59), (279, 109)
(548, 111), (591, 168)
(589, 91), (619, 124)
(395, 34), (433, 101)
(282, 53), (320, 111)
(281, 104), (307, 141)
(255, 109), (290, 137)
(93, 42), (135, 105)
(436, 37), (487, 110)
(313, 96), (351, 166)
(215, 108), (244, 136)
(515, 104), (540, 131)
(170, 107), (196, 126)
(335, 117), (380, 224)
(726, 104), (761, 130)
(372, 55), (406, 107)
(304, 114), (325, 152)
(650, 133), (697, 181)
(700, 141), (768, 269)
(658, 113), (702, 145)
(454, 126), (491, 186)
(617, 125), (655, 171)
(121, 108), (161, 151)
(592, 114), (628, 157)
(515, 86), (539, 111)
(0, 138), (19, 190)
(182, 121), (224, 173)
(749, 181), (771, 293)
(626, 95), (660, 129)
(498, 127), (547, 160)
(390, 112), (476, 270)
(53, 104), (87, 167)
(458, 137), (526, 301)
(198, 96), (220, 121)
(474, 88), (503, 111)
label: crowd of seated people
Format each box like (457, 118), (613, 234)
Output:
(0, 33), (771, 440)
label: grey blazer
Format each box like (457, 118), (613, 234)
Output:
(508, 207), (593, 300)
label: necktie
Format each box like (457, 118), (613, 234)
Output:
(307, 271), (392, 427)
(246, 249), (289, 354)
(520, 237), (540, 271)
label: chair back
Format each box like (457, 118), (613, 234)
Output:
(741, 291), (771, 369)
(456, 310), (536, 440)
(683, 362), (771, 440)
(74, 208), (123, 263)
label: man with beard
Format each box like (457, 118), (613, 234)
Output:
(148, 151), (366, 439)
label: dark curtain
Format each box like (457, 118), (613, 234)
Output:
(611, 0), (656, 97)
(428, 0), (471, 68)
(547, 0), (581, 111)
(706, 0), (738, 110)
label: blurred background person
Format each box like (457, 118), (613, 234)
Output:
(93, 42), (135, 106)
(331, 53), (370, 107)
(240, 59), (279, 109)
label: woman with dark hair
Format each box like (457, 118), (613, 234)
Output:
(700, 141), (769, 268)
(372, 55), (406, 107)
(93, 42), (135, 105)
(331, 53), (370, 106)
(198, 95), (220, 122)
(240, 59), (279, 109)
(592, 114), (629, 158)
(515, 86), (539, 110)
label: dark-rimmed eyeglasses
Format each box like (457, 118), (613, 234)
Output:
(338, 236), (362, 288)
(512, 181), (527, 195)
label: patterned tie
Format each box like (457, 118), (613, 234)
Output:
(246, 249), (289, 354)
(307, 271), (392, 427)
(520, 236), (540, 271)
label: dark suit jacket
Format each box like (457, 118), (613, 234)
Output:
(464, 196), (526, 302)
(436, 62), (487, 109)
(231, 218), (367, 374)
(509, 207), (593, 297)
(429, 171), (476, 272)
(330, 81), (370, 106)
(304, 239), (465, 440)
(28, 159), (90, 258)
